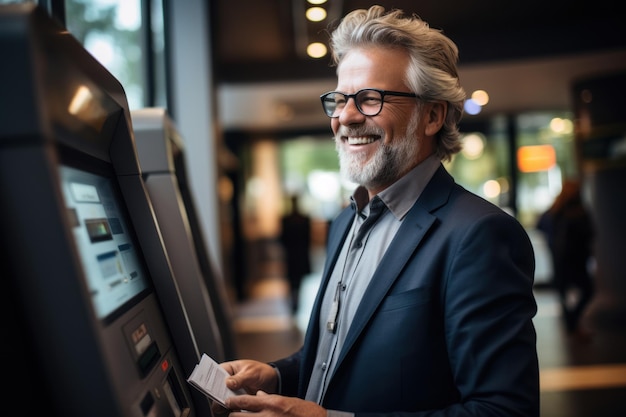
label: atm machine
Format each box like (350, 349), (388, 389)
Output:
(0, 4), (211, 417)
(131, 107), (238, 362)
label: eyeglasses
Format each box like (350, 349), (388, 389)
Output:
(320, 88), (418, 118)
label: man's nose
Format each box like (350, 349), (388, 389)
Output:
(338, 97), (366, 123)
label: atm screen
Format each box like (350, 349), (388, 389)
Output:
(59, 162), (151, 323)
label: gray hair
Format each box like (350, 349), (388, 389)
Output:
(329, 5), (466, 161)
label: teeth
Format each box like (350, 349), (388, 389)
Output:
(347, 136), (377, 145)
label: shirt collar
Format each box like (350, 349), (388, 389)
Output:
(350, 154), (440, 221)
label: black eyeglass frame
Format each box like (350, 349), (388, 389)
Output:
(320, 88), (419, 118)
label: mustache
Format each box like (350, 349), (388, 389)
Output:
(336, 125), (385, 138)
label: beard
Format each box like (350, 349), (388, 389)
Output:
(335, 110), (421, 190)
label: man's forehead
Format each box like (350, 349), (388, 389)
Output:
(336, 48), (409, 90)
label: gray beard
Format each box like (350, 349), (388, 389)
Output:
(336, 111), (420, 190)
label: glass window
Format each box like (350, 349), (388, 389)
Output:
(515, 111), (576, 228)
(65, 0), (144, 109)
(280, 136), (344, 221)
(0, 0), (35, 4)
(149, 0), (167, 108)
(445, 111), (577, 228)
(2, 0), (166, 109)
(445, 116), (514, 213)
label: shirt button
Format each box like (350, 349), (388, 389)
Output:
(321, 362), (327, 370)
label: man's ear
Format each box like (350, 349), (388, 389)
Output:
(424, 101), (447, 136)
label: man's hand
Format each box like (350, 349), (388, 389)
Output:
(210, 359), (280, 416)
(225, 390), (327, 417)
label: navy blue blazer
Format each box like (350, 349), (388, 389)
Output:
(273, 165), (539, 416)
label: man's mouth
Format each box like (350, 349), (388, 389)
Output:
(345, 136), (380, 145)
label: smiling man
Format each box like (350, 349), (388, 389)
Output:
(212, 6), (539, 417)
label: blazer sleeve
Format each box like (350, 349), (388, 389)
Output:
(270, 349), (303, 397)
(442, 210), (539, 416)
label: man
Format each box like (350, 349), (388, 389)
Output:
(280, 194), (312, 314)
(537, 179), (594, 340)
(213, 5), (539, 417)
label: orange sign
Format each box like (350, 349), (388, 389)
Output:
(517, 145), (556, 172)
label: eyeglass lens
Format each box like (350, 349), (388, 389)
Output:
(322, 89), (384, 117)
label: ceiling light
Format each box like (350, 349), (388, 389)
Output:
(306, 7), (327, 22)
(307, 42), (327, 58)
(461, 133), (485, 159)
(549, 117), (573, 134)
(482, 180), (501, 199)
(463, 99), (482, 115)
(471, 89), (489, 106)
(307, 0), (328, 4)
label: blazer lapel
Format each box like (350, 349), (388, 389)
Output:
(300, 205), (355, 374)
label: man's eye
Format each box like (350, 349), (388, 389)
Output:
(361, 96), (381, 104)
